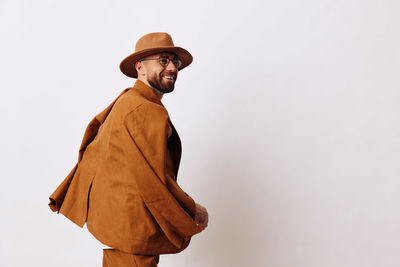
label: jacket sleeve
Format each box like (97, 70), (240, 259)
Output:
(123, 102), (201, 248)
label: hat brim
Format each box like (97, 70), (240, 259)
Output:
(119, 46), (193, 78)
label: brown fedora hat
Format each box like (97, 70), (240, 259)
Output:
(120, 32), (193, 78)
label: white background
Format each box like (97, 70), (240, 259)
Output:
(1, 0), (399, 266)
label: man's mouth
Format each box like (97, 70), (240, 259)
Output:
(162, 75), (175, 81)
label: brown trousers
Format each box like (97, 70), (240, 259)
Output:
(102, 249), (159, 267)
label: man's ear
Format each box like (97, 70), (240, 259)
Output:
(135, 61), (144, 77)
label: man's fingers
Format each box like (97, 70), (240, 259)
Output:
(195, 202), (209, 231)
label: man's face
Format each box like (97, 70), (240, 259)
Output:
(140, 52), (179, 94)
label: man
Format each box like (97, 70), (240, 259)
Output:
(48, 32), (208, 267)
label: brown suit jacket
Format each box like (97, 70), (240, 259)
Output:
(49, 80), (201, 255)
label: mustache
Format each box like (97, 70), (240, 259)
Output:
(160, 71), (177, 78)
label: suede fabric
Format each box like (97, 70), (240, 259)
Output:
(119, 32), (193, 78)
(49, 80), (201, 255)
(102, 249), (159, 267)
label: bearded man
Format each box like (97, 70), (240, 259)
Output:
(48, 32), (208, 267)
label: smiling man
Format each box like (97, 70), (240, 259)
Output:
(137, 52), (179, 95)
(48, 32), (208, 267)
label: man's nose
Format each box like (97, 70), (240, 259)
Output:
(165, 60), (178, 72)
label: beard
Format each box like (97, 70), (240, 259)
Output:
(147, 71), (177, 94)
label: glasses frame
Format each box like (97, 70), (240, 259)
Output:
(139, 55), (182, 69)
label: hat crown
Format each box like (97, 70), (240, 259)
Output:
(135, 32), (175, 52)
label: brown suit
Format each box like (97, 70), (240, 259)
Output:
(49, 80), (201, 263)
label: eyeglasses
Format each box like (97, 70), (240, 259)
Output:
(139, 56), (182, 69)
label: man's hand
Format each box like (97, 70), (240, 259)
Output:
(195, 202), (209, 231)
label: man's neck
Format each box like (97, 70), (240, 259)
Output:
(151, 88), (163, 100)
(137, 77), (163, 100)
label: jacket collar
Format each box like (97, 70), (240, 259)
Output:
(131, 79), (164, 106)
(78, 81), (167, 162)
